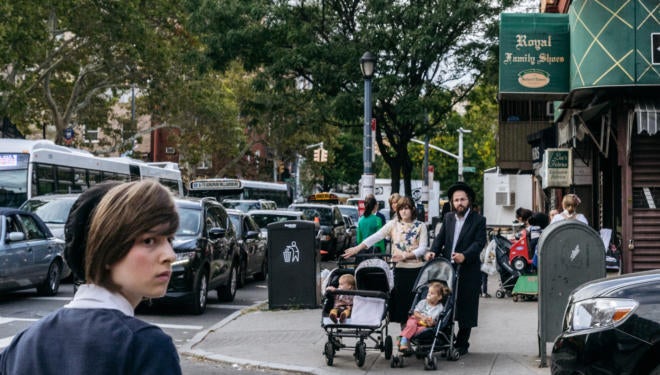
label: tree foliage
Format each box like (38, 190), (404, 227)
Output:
(188, 0), (516, 196)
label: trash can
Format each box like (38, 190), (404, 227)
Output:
(537, 220), (605, 367)
(267, 220), (320, 309)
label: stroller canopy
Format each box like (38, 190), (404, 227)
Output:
(355, 258), (394, 293)
(413, 258), (456, 292)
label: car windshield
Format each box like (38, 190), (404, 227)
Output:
(20, 197), (77, 224)
(176, 207), (201, 236)
(338, 207), (358, 221)
(292, 206), (333, 226)
(224, 201), (260, 212)
(251, 213), (298, 228)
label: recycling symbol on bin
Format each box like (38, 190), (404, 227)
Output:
(282, 241), (301, 263)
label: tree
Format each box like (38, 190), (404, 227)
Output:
(1, 1), (189, 146)
(187, 0), (517, 196)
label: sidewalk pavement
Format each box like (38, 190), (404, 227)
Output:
(181, 275), (554, 375)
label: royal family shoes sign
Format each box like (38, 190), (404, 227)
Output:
(499, 13), (570, 96)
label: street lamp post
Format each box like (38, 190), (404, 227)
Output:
(360, 51), (377, 198)
(457, 127), (472, 182)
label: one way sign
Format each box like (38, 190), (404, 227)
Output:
(653, 33), (660, 65)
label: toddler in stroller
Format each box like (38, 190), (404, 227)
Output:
(326, 274), (355, 323)
(398, 280), (450, 351)
(391, 257), (461, 370)
(321, 258), (394, 367)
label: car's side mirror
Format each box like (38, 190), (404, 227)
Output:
(208, 227), (226, 240)
(7, 232), (25, 242)
(245, 230), (259, 239)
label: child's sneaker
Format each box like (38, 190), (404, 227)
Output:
(339, 310), (349, 323)
(329, 310), (338, 323)
(399, 337), (409, 351)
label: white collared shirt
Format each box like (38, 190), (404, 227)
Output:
(64, 284), (134, 317)
(451, 208), (471, 260)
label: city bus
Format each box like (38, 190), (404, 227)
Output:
(187, 178), (292, 208)
(0, 139), (183, 208)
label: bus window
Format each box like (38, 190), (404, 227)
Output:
(35, 163), (56, 196)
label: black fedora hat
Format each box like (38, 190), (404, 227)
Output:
(447, 181), (475, 202)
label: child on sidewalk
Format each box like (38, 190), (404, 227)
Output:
(399, 281), (450, 350)
(326, 274), (356, 323)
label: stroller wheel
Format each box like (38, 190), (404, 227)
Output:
(391, 355), (404, 368)
(384, 335), (393, 360)
(447, 348), (460, 361)
(324, 341), (335, 366)
(355, 341), (367, 367)
(495, 289), (505, 298)
(424, 356), (437, 371)
(512, 294), (519, 302)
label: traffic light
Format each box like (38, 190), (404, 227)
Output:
(320, 148), (328, 162)
(313, 148), (321, 162)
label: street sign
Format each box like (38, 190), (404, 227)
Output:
(463, 166), (476, 173)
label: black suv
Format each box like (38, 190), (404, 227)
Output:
(288, 203), (347, 259)
(158, 197), (240, 314)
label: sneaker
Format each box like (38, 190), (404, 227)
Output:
(480, 293), (491, 298)
(329, 311), (338, 323)
(399, 337), (409, 351)
(339, 310), (349, 323)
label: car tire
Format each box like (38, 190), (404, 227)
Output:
(254, 256), (267, 281)
(217, 262), (238, 302)
(237, 260), (247, 288)
(189, 270), (208, 315)
(37, 261), (61, 296)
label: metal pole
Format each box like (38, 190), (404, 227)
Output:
(361, 77), (375, 197)
(457, 127), (472, 182)
(295, 154), (301, 201)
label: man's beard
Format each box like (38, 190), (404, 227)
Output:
(455, 205), (468, 218)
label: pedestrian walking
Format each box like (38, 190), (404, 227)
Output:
(425, 181), (487, 356)
(356, 195), (385, 254)
(0, 180), (182, 375)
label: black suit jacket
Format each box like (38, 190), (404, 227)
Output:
(430, 209), (486, 327)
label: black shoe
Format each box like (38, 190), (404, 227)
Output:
(456, 346), (469, 356)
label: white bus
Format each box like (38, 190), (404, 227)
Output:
(0, 139), (183, 208)
(187, 178), (292, 208)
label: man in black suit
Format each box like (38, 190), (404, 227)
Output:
(425, 181), (486, 355)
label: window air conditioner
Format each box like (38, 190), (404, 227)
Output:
(495, 191), (516, 206)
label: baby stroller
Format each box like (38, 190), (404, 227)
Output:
(390, 257), (460, 370)
(321, 257), (394, 367)
(491, 232), (520, 298)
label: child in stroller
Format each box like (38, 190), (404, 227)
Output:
(391, 257), (461, 370)
(321, 257), (394, 367)
(326, 274), (355, 323)
(398, 281), (450, 351)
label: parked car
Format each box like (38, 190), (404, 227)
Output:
(222, 199), (277, 212)
(342, 214), (357, 248)
(288, 203), (347, 259)
(0, 208), (65, 296)
(19, 194), (78, 239)
(227, 209), (268, 287)
(19, 194), (78, 279)
(337, 204), (359, 224)
(551, 269), (660, 375)
(156, 197), (240, 314)
(248, 209), (309, 238)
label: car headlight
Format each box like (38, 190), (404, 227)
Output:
(567, 298), (638, 334)
(173, 251), (196, 266)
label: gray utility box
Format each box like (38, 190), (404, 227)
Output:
(267, 220), (320, 309)
(537, 220), (605, 367)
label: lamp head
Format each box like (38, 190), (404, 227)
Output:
(360, 52), (376, 79)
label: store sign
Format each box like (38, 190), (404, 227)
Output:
(542, 148), (572, 188)
(499, 13), (570, 95)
